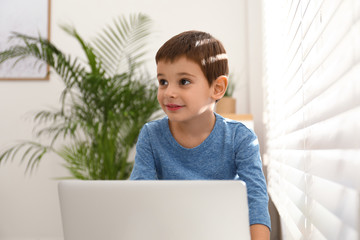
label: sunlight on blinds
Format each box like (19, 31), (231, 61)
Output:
(262, 0), (360, 239)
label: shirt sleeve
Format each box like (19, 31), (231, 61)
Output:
(234, 127), (271, 231)
(130, 125), (158, 180)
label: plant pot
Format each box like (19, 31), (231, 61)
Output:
(216, 97), (236, 114)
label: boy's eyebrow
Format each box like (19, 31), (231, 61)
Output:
(157, 72), (196, 78)
(157, 73), (165, 78)
(177, 72), (196, 77)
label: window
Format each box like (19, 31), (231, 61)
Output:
(263, 0), (360, 239)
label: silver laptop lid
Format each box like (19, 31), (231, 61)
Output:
(58, 180), (250, 240)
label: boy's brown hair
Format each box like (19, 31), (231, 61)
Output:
(155, 31), (229, 86)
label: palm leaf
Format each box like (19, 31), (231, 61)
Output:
(0, 141), (52, 174)
(92, 13), (152, 76)
(58, 143), (89, 180)
(1, 32), (84, 84)
(60, 25), (104, 77)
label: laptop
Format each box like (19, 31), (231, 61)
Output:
(58, 180), (250, 240)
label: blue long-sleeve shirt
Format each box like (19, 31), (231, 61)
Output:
(130, 113), (271, 230)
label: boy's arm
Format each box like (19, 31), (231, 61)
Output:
(130, 126), (158, 180)
(250, 224), (270, 240)
(234, 128), (271, 231)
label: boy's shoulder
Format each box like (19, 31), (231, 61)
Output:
(215, 113), (251, 130)
(215, 113), (257, 140)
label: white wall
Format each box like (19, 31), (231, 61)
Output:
(0, 0), (250, 239)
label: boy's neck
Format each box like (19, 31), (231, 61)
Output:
(168, 111), (216, 148)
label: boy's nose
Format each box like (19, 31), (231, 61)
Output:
(164, 85), (177, 98)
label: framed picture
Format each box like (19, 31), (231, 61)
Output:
(0, 0), (51, 80)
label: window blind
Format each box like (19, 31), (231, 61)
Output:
(262, 0), (360, 239)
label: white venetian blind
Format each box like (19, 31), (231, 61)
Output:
(262, 0), (360, 239)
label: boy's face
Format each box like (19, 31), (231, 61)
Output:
(157, 56), (216, 123)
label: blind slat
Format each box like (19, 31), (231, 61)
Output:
(310, 176), (358, 229)
(301, 0), (322, 39)
(284, 68), (302, 103)
(269, 149), (305, 170)
(309, 199), (358, 240)
(304, 65), (360, 128)
(306, 107), (360, 149)
(268, 188), (304, 240)
(302, 0), (344, 60)
(303, 20), (360, 102)
(307, 150), (360, 189)
(303, 20), (355, 84)
(268, 128), (304, 150)
(310, 228), (328, 240)
(282, 164), (306, 192)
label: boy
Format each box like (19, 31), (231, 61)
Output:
(130, 31), (271, 239)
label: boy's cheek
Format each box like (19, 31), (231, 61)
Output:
(157, 94), (164, 108)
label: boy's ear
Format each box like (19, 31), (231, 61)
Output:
(211, 75), (228, 101)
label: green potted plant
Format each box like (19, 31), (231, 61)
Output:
(0, 13), (160, 180)
(215, 75), (236, 114)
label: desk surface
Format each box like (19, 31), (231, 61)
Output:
(220, 114), (253, 121)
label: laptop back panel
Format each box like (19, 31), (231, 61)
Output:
(58, 180), (250, 240)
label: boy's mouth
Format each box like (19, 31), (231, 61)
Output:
(165, 104), (184, 111)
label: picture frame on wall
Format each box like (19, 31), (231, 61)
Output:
(0, 0), (51, 80)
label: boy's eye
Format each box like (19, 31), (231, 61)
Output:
(180, 79), (191, 85)
(158, 79), (168, 86)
